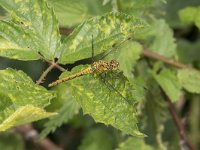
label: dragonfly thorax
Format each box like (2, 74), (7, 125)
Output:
(90, 59), (119, 74)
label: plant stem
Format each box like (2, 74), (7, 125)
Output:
(36, 63), (55, 85)
(46, 60), (66, 72)
(144, 57), (195, 150)
(160, 89), (195, 150)
(14, 124), (62, 150)
(142, 49), (189, 68)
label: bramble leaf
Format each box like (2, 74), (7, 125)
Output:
(0, 105), (56, 131)
(140, 19), (176, 58)
(0, 0), (61, 60)
(0, 68), (55, 131)
(178, 68), (200, 93)
(151, 68), (182, 102)
(48, 0), (89, 27)
(116, 137), (154, 150)
(58, 65), (145, 137)
(40, 84), (80, 139)
(136, 62), (168, 150)
(107, 41), (142, 81)
(139, 81), (168, 150)
(78, 128), (114, 150)
(58, 12), (147, 64)
(179, 6), (200, 29)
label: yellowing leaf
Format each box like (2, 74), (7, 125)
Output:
(0, 0), (61, 60)
(0, 105), (56, 131)
(58, 12), (147, 64)
(0, 68), (55, 131)
(59, 66), (145, 137)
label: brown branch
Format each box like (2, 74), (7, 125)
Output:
(14, 124), (62, 150)
(36, 63), (55, 85)
(144, 57), (195, 150)
(46, 60), (66, 72)
(142, 49), (190, 69)
(160, 89), (195, 150)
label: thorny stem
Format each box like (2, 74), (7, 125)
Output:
(142, 49), (190, 69)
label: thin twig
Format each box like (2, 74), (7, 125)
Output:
(36, 63), (55, 85)
(14, 124), (62, 150)
(142, 49), (190, 69)
(144, 57), (195, 150)
(160, 89), (195, 150)
(46, 60), (66, 72)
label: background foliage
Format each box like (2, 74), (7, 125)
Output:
(0, 0), (200, 150)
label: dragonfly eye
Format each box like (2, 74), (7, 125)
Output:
(110, 59), (119, 70)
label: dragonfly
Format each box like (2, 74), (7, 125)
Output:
(48, 59), (119, 87)
(48, 36), (129, 87)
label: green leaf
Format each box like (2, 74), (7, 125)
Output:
(140, 82), (168, 149)
(48, 0), (110, 27)
(0, 68), (55, 131)
(141, 19), (176, 58)
(47, 0), (89, 27)
(117, 0), (159, 16)
(0, 132), (24, 150)
(151, 68), (182, 102)
(162, 0), (200, 27)
(179, 6), (200, 29)
(107, 41), (143, 81)
(177, 39), (200, 64)
(0, 105), (56, 131)
(136, 62), (168, 149)
(0, 21), (42, 60)
(58, 12), (147, 64)
(0, 0), (61, 60)
(177, 68), (200, 93)
(116, 137), (154, 150)
(78, 128), (114, 150)
(40, 84), (80, 139)
(58, 65), (145, 137)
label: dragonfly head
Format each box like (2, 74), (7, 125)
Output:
(110, 59), (119, 70)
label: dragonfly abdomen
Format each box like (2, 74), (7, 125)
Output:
(48, 67), (92, 87)
(48, 59), (119, 87)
